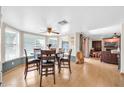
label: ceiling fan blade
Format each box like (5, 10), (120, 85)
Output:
(52, 31), (60, 34)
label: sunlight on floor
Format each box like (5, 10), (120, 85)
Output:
(2, 58), (124, 87)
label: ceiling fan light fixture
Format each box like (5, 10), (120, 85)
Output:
(58, 19), (68, 25)
(40, 26), (60, 35)
(47, 27), (52, 31)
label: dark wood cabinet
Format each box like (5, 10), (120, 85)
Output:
(92, 41), (102, 51)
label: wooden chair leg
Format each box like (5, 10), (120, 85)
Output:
(59, 61), (61, 73)
(68, 62), (71, 73)
(24, 66), (28, 79)
(40, 71), (42, 87)
(25, 70), (28, 79)
(53, 67), (55, 84)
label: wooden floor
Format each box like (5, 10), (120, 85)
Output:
(2, 58), (124, 87)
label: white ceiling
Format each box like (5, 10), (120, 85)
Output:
(1, 6), (124, 38)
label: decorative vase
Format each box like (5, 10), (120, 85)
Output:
(76, 51), (84, 64)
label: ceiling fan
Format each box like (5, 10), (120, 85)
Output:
(58, 19), (68, 25)
(40, 27), (60, 34)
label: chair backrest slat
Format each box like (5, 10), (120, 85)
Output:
(40, 50), (56, 62)
(34, 48), (41, 53)
(41, 50), (56, 55)
(41, 56), (55, 60)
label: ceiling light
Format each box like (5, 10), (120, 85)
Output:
(58, 19), (68, 25)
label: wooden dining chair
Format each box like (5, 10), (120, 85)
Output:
(24, 49), (40, 79)
(40, 50), (56, 87)
(59, 49), (72, 73)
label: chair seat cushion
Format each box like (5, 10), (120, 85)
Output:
(64, 53), (69, 56)
(42, 61), (54, 67)
(60, 57), (69, 62)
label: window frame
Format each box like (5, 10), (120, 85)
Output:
(5, 27), (20, 61)
(48, 37), (58, 48)
(24, 33), (46, 56)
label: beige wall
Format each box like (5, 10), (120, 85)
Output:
(89, 38), (92, 54)
(85, 38), (89, 57)
(75, 32), (80, 57)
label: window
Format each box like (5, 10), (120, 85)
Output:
(24, 34), (45, 56)
(49, 37), (57, 48)
(5, 27), (19, 61)
(60, 36), (70, 52)
(62, 41), (69, 52)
